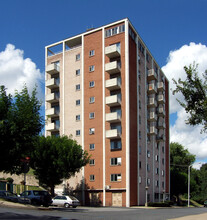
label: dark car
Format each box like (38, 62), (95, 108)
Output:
(0, 190), (18, 202)
(18, 190), (52, 207)
(204, 200), (207, 207)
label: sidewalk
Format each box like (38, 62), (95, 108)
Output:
(170, 213), (207, 220)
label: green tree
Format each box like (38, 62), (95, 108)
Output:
(170, 142), (196, 204)
(0, 85), (43, 174)
(31, 135), (90, 196)
(173, 63), (207, 132)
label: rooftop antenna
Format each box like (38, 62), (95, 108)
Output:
(86, 25), (94, 31)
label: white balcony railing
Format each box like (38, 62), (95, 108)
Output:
(105, 44), (120, 58)
(105, 77), (121, 90)
(46, 78), (60, 89)
(45, 92), (59, 103)
(106, 94), (121, 107)
(106, 111), (121, 123)
(105, 61), (121, 74)
(106, 129), (121, 139)
(46, 63), (60, 75)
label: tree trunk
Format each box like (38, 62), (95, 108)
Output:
(50, 185), (55, 197)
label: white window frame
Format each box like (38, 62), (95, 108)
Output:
(89, 143), (95, 150)
(89, 128), (95, 135)
(76, 54), (80, 61)
(89, 175), (95, 181)
(110, 173), (122, 182)
(89, 112), (95, 119)
(76, 115), (80, 121)
(89, 65), (95, 72)
(76, 69), (80, 76)
(110, 157), (121, 166)
(89, 50), (95, 57)
(89, 81), (95, 88)
(76, 99), (80, 106)
(76, 130), (80, 136)
(89, 159), (95, 166)
(76, 84), (80, 91)
(89, 96), (95, 104)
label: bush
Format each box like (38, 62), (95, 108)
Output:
(148, 202), (171, 207)
(6, 177), (14, 184)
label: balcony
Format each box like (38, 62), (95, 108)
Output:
(148, 126), (157, 135)
(158, 94), (165, 104)
(106, 94), (121, 107)
(105, 77), (121, 91)
(158, 120), (166, 129)
(105, 44), (120, 58)
(156, 135), (166, 142)
(46, 120), (60, 131)
(148, 112), (157, 121)
(157, 105), (165, 116)
(46, 78), (60, 89)
(106, 129), (121, 139)
(46, 92), (59, 103)
(46, 63), (60, 75)
(46, 106), (60, 117)
(106, 111), (121, 123)
(157, 82), (165, 91)
(147, 98), (157, 108)
(147, 69), (157, 81)
(148, 82), (157, 94)
(105, 61), (121, 74)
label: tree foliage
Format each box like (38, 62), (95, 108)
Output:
(173, 63), (207, 132)
(0, 85), (43, 174)
(170, 142), (196, 204)
(31, 135), (90, 196)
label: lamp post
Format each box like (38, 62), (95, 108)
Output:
(188, 165), (192, 207)
(145, 186), (148, 207)
(163, 189), (165, 203)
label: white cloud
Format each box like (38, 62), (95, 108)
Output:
(162, 42), (207, 160)
(0, 44), (44, 101)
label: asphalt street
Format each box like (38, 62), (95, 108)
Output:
(0, 202), (207, 220)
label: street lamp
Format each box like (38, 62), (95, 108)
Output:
(188, 165), (192, 207)
(145, 186), (148, 207)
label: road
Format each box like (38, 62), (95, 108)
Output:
(0, 206), (207, 220)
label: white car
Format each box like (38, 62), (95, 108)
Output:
(52, 195), (80, 208)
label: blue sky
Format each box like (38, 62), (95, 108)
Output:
(1, 0), (207, 166)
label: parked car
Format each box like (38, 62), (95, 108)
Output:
(52, 195), (80, 208)
(18, 190), (52, 207)
(0, 190), (18, 202)
(204, 200), (207, 207)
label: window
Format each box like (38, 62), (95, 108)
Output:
(76, 84), (80, 91)
(139, 100), (141, 109)
(162, 146), (165, 153)
(76, 130), (80, 136)
(139, 161), (141, 169)
(139, 146), (141, 154)
(76, 115), (80, 121)
(76, 99), (80, 106)
(147, 178), (150, 186)
(139, 131), (141, 139)
(162, 170), (165, 176)
(110, 140), (121, 150)
(139, 176), (142, 184)
(155, 155), (159, 161)
(156, 168), (159, 174)
(89, 65), (95, 72)
(146, 53), (149, 62)
(76, 54), (80, 61)
(90, 175), (95, 181)
(89, 143), (95, 150)
(147, 164), (150, 172)
(89, 96), (95, 103)
(147, 150), (150, 158)
(110, 174), (121, 182)
(76, 69), (80, 76)
(155, 180), (159, 187)
(89, 159), (95, 166)
(162, 158), (165, 165)
(89, 128), (95, 135)
(139, 115), (141, 124)
(89, 112), (95, 119)
(89, 50), (95, 57)
(89, 81), (95, 88)
(110, 157), (121, 166)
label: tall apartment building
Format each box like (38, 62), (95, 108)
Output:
(45, 18), (170, 207)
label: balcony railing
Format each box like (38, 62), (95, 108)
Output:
(149, 126), (157, 135)
(106, 93), (121, 107)
(148, 82), (157, 94)
(45, 92), (59, 103)
(148, 112), (157, 121)
(46, 106), (60, 117)
(46, 63), (60, 75)
(156, 135), (166, 142)
(147, 98), (157, 108)
(157, 105), (165, 116)
(106, 129), (121, 139)
(105, 61), (121, 74)
(105, 44), (120, 58)
(157, 82), (165, 91)
(147, 69), (157, 81)
(157, 94), (165, 104)
(46, 78), (60, 89)
(105, 77), (121, 91)
(158, 120), (166, 129)
(46, 120), (60, 131)
(106, 111), (121, 123)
